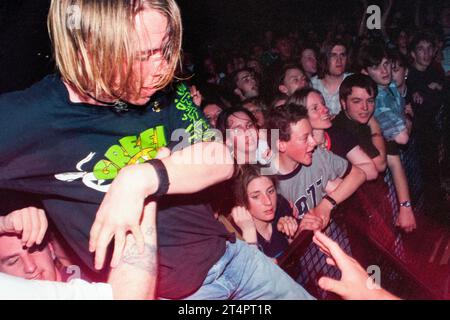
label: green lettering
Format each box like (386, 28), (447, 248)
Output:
(105, 145), (130, 168)
(93, 159), (119, 180)
(119, 136), (140, 158)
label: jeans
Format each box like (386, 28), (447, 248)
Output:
(183, 239), (315, 300)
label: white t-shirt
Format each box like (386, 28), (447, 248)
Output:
(311, 73), (352, 116)
(0, 273), (113, 300)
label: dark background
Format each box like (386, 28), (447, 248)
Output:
(0, 0), (441, 93)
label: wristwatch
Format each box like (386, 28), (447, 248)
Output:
(399, 200), (412, 208)
(323, 195), (338, 210)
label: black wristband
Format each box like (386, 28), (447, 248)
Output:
(147, 159), (170, 197)
(323, 194), (338, 210)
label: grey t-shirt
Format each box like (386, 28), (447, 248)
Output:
(277, 148), (349, 217)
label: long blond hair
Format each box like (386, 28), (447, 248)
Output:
(48, 0), (182, 102)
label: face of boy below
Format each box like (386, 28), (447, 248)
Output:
(247, 176), (277, 223)
(363, 57), (391, 87)
(280, 119), (317, 166)
(120, 8), (169, 105)
(341, 87), (376, 124)
(0, 235), (60, 281)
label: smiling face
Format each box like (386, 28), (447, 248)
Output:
(247, 176), (277, 223)
(305, 91), (332, 129)
(341, 86), (376, 124)
(280, 119), (317, 166)
(0, 235), (59, 281)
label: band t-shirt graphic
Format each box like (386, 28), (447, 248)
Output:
(0, 74), (233, 299)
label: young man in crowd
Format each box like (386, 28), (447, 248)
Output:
(335, 73), (416, 232)
(311, 39), (351, 116)
(231, 67), (260, 101)
(266, 104), (366, 230)
(276, 63), (309, 97)
(0, 204), (157, 299)
(407, 32), (448, 221)
(0, 0), (314, 300)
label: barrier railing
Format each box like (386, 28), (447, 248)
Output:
(279, 134), (450, 300)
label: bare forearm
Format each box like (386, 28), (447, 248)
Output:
(368, 119), (387, 171)
(108, 206), (157, 300)
(328, 166), (366, 204)
(387, 155), (411, 202)
(136, 142), (234, 197)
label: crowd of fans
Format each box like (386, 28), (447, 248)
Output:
(0, 0), (449, 300)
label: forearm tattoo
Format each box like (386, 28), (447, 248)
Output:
(120, 227), (157, 274)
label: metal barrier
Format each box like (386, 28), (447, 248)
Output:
(279, 133), (450, 300)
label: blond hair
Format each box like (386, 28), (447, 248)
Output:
(48, 0), (182, 102)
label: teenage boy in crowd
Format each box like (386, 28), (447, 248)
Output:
(266, 104), (366, 230)
(311, 39), (351, 116)
(407, 32), (448, 221)
(334, 73), (416, 232)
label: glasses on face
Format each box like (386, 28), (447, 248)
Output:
(229, 121), (256, 135)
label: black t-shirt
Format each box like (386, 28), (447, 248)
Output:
(325, 126), (359, 159)
(407, 65), (445, 129)
(0, 74), (233, 299)
(231, 194), (292, 259)
(256, 194), (292, 259)
(333, 113), (380, 159)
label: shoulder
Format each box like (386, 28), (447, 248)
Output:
(0, 74), (66, 113)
